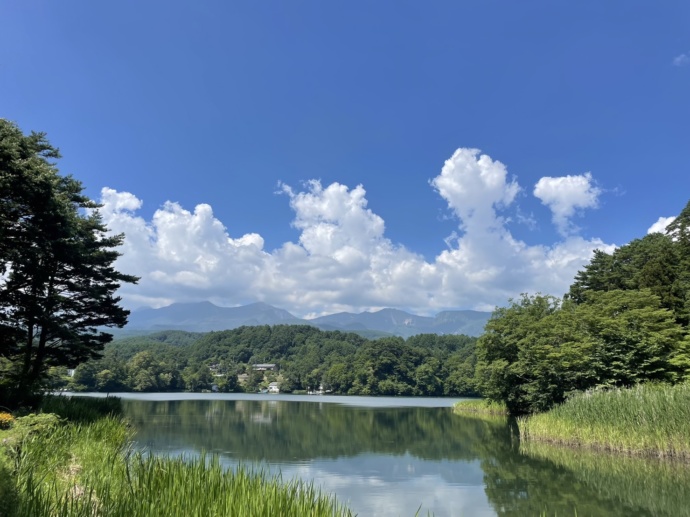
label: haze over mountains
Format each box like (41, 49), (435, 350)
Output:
(124, 302), (491, 338)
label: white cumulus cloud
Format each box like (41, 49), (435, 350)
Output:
(430, 148), (520, 232)
(100, 149), (614, 316)
(647, 216), (676, 234)
(533, 173), (601, 236)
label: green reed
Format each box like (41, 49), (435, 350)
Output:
(453, 398), (508, 416)
(3, 405), (354, 517)
(40, 394), (122, 422)
(519, 383), (690, 458)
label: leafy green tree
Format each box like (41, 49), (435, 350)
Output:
(475, 294), (565, 413)
(665, 201), (690, 326)
(245, 369), (264, 392)
(415, 358), (443, 396)
(71, 361), (100, 390)
(184, 364), (215, 392)
(322, 362), (354, 393)
(443, 351), (477, 396)
(95, 367), (128, 392)
(216, 372), (240, 392)
(126, 351), (182, 392)
(0, 120), (137, 405)
(576, 289), (684, 387)
(476, 290), (687, 414)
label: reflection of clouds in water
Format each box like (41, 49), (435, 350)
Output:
(140, 442), (493, 516)
(98, 392), (466, 408)
(90, 391), (467, 408)
(286, 458), (491, 517)
(216, 453), (492, 517)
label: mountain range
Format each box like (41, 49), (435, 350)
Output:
(123, 302), (491, 338)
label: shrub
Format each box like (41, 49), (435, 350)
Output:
(0, 412), (14, 430)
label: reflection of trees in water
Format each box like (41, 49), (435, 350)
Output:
(517, 442), (690, 517)
(124, 400), (690, 516)
(475, 414), (688, 517)
(124, 400), (483, 461)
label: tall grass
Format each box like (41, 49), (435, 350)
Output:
(519, 383), (690, 458)
(4, 408), (354, 517)
(453, 398), (508, 416)
(40, 394), (122, 422)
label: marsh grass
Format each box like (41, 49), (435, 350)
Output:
(453, 398), (508, 417)
(40, 394), (122, 422)
(519, 383), (690, 458)
(4, 406), (354, 517)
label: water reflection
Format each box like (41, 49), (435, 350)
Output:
(125, 399), (484, 462)
(118, 396), (690, 517)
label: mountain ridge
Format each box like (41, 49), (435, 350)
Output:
(124, 301), (491, 338)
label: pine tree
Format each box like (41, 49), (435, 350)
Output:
(0, 119), (138, 405)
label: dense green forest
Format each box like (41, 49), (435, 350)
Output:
(475, 200), (690, 414)
(59, 326), (479, 396)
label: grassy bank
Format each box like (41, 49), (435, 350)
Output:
(0, 396), (353, 517)
(453, 398), (508, 416)
(519, 383), (690, 458)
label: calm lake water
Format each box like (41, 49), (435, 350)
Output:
(80, 393), (690, 516)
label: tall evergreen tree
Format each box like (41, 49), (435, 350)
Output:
(0, 119), (137, 405)
(568, 228), (687, 326)
(666, 200), (690, 326)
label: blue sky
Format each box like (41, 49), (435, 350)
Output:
(2, 1), (689, 316)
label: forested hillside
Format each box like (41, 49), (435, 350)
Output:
(60, 326), (479, 396)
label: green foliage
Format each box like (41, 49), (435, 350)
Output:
(568, 225), (689, 326)
(1, 413), (64, 458)
(0, 449), (18, 517)
(576, 289), (683, 386)
(70, 324), (479, 396)
(475, 294), (566, 414)
(476, 290), (686, 414)
(0, 120), (137, 407)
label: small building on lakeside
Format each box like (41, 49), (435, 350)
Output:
(252, 363), (277, 371)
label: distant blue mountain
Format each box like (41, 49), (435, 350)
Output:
(125, 302), (303, 332)
(309, 307), (490, 338)
(124, 302), (491, 337)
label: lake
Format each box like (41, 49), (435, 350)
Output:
(82, 393), (690, 516)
